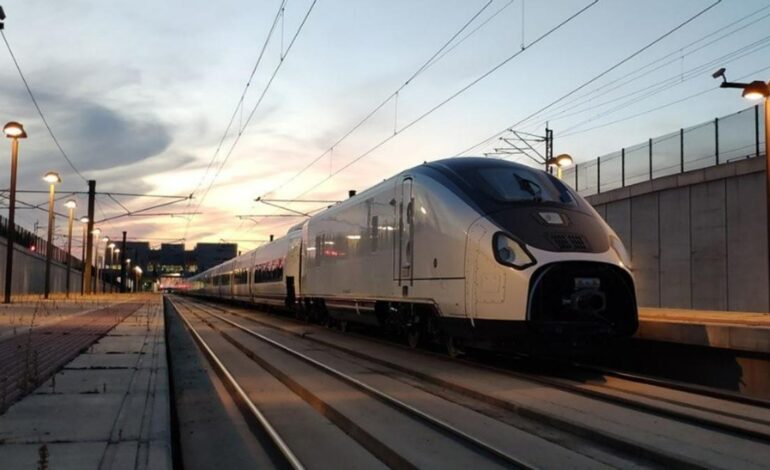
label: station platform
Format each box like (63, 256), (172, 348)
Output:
(637, 307), (770, 354)
(0, 295), (171, 469)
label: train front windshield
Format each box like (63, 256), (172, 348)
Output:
(473, 167), (576, 206)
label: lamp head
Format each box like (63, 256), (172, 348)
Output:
(43, 171), (61, 184)
(3, 121), (27, 139)
(553, 153), (573, 168)
(546, 153), (574, 168)
(742, 80), (769, 100)
(108, 242), (116, 249)
(91, 228), (101, 235)
(64, 199), (77, 210)
(711, 67), (726, 82)
(80, 216), (89, 224)
(102, 236), (109, 242)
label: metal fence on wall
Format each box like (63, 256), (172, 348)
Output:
(0, 215), (83, 270)
(562, 105), (766, 196)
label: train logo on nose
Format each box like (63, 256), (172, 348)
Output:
(539, 211), (565, 225)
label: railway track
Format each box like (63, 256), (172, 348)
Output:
(170, 295), (770, 469)
(172, 297), (536, 469)
(185, 297), (770, 440)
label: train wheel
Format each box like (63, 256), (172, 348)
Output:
(445, 337), (464, 358)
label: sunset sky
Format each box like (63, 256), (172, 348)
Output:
(0, 0), (768, 252)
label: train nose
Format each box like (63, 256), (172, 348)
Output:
(570, 289), (606, 315)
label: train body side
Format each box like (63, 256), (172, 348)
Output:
(300, 170), (478, 324)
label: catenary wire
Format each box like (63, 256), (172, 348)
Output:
(183, 0), (317, 240)
(260, 0), (498, 199)
(453, 0), (722, 157)
(291, 0), (600, 200)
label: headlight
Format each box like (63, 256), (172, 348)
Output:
(493, 233), (536, 269)
(609, 235), (632, 269)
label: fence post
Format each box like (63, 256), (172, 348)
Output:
(621, 148), (626, 187)
(715, 117), (719, 165)
(648, 138), (653, 180)
(597, 157), (601, 194)
(756, 104), (761, 158)
(680, 128), (684, 173)
(575, 164), (579, 191)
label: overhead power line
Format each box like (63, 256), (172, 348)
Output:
(454, 0), (723, 157)
(1, 30), (87, 182)
(261, 0), (501, 199)
(183, 0), (317, 240)
(188, 0), (288, 205)
(518, 4), (770, 135)
(293, 0), (600, 200)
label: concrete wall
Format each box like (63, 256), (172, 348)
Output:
(587, 157), (769, 312)
(0, 237), (83, 295)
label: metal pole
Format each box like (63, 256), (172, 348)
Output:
(764, 98), (770, 311)
(43, 182), (55, 299)
(757, 104), (761, 158)
(680, 128), (685, 173)
(94, 240), (100, 294)
(597, 157), (601, 194)
(575, 164), (579, 191)
(715, 117), (720, 165)
(3, 138), (19, 303)
(649, 138), (653, 180)
(120, 231), (127, 293)
(621, 148), (626, 187)
(84, 180), (95, 294)
(80, 223), (86, 295)
(65, 207), (74, 298)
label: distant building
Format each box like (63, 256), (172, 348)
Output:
(193, 243), (238, 273)
(120, 241), (237, 282)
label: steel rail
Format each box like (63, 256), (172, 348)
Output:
(173, 303), (305, 470)
(176, 297), (533, 470)
(185, 297), (770, 446)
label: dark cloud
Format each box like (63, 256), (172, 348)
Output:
(60, 102), (172, 171)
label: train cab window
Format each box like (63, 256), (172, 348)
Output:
(474, 167), (576, 206)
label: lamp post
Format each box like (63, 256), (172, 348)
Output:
(93, 232), (104, 293)
(96, 237), (110, 294)
(714, 69), (770, 308)
(80, 217), (89, 295)
(546, 154), (574, 180)
(64, 200), (77, 298)
(43, 171), (61, 299)
(113, 248), (120, 293)
(126, 258), (132, 293)
(3, 122), (26, 303)
(134, 266), (142, 293)
(107, 242), (115, 292)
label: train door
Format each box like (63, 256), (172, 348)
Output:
(397, 177), (414, 288)
(285, 233), (302, 308)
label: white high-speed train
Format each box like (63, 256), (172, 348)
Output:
(187, 157), (638, 353)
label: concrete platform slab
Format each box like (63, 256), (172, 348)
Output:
(0, 297), (171, 469)
(67, 352), (145, 370)
(637, 307), (770, 354)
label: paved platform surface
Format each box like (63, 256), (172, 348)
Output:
(0, 295), (134, 341)
(638, 307), (770, 354)
(0, 298), (171, 470)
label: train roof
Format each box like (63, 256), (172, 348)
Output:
(422, 156), (536, 175)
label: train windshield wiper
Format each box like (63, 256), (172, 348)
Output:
(514, 174), (542, 202)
